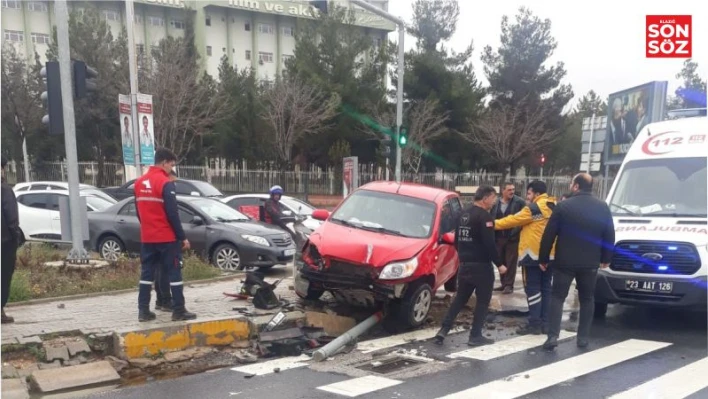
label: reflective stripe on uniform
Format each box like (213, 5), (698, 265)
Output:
(139, 280), (153, 285)
(136, 197), (164, 203)
(170, 281), (183, 286)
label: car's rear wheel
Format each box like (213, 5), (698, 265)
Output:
(594, 302), (608, 319)
(213, 243), (243, 272)
(444, 272), (458, 292)
(99, 235), (124, 261)
(397, 281), (433, 328)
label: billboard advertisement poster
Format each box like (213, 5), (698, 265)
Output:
(137, 93), (155, 166)
(343, 156), (359, 197)
(604, 81), (668, 165)
(118, 94), (135, 166)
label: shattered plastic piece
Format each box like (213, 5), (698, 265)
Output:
(263, 312), (287, 332)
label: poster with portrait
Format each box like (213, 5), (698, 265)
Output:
(342, 156), (359, 197)
(137, 93), (155, 165)
(118, 94), (135, 166)
(604, 81), (668, 165)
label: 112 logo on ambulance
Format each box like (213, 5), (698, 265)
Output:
(646, 15), (692, 58)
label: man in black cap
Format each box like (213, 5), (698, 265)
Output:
(1, 157), (20, 323)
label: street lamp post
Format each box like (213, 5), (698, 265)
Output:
(350, 0), (405, 182)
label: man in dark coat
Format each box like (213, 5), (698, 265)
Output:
(490, 182), (525, 294)
(539, 173), (615, 350)
(1, 157), (20, 323)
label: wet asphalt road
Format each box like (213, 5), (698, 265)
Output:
(82, 303), (707, 399)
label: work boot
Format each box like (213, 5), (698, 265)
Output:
(543, 336), (558, 351)
(516, 324), (543, 335)
(502, 286), (514, 295)
(156, 301), (173, 312)
(433, 327), (450, 345)
(172, 309), (197, 321)
(576, 338), (589, 348)
(138, 309), (156, 322)
(493, 286), (504, 292)
(1, 309), (14, 324)
(468, 335), (494, 347)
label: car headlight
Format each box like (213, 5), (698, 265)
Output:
(241, 235), (270, 247)
(379, 257), (419, 280)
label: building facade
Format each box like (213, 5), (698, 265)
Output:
(1, 0), (394, 80)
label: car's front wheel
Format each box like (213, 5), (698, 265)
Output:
(212, 243), (243, 272)
(99, 235), (124, 261)
(397, 281), (433, 328)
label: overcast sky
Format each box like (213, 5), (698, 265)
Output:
(385, 0), (707, 109)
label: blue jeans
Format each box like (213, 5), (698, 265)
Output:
(139, 242), (184, 311)
(522, 263), (552, 328)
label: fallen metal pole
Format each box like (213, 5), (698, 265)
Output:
(312, 311), (383, 362)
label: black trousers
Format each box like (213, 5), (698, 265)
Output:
(1, 240), (18, 308)
(441, 262), (494, 337)
(547, 267), (598, 340)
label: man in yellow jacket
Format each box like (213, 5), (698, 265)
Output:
(494, 181), (556, 335)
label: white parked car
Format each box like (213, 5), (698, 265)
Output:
(17, 189), (116, 242)
(221, 194), (322, 231)
(14, 181), (117, 203)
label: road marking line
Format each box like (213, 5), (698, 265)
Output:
(357, 327), (464, 354)
(437, 339), (672, 399)
(607, 357), (708, 399)
(231, 355), (309, 376)
(447, 331), (577, 361)
(317, 375), (403, 397)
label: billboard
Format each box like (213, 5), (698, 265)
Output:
(137, 93), (155, 165)
(118, 94), (135, 166)
(343, 156), (359, 197)
(604, 81), (668, 165)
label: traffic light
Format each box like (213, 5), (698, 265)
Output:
(540, 153), (546, 166)
(41, 61), (65, 136)
(311, 0), (327, 13)
(383, 138), (396, 166)
(72, 61), (98, 99)
(398, 126), (408, 148)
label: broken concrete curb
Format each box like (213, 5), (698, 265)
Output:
(1, 378), (29, 399)
(30, 361), (120, 393)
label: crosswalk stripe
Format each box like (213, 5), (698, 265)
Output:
(437, 339), (672, 399)
(317, 375), (403, 397)
(231, 355), (309, 376)
(607, 357), (708, 399)
(447, 331), (577, 361)
(357, 327), (464, 354)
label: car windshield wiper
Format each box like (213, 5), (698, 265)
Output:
(359, 225), (405, 237)
(331, 218), (359, 228)
(610, 203), (640, 216)
(216, 217), (247, 223)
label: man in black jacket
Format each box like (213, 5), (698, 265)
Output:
(1, 157), (20, 323)
(434, 186), (507, 347)
(491, 183), (525, 294)
(538, 173), (615, 350)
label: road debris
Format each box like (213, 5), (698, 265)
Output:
(313, 311), (383, 362)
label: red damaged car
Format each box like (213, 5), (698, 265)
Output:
(295, 181), (461, 328)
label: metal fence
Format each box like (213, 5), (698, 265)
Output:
(3, 161), (614, 199)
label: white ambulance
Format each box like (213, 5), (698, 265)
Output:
(595, 116), (707, 316)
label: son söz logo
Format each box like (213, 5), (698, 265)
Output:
(646, 15), (692, 58)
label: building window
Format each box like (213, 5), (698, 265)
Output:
(31, 32), (50, 45)
(27, 1), (48, 12)
(258, 23), (274, 35)
(245, 50), (251, 60)
(244, 22), (251, 31)
(103, 9), (120, 22)
(134, 14), (143, 24)
(205, 15), (211, 26)
(170, 19), (185, 30)
(282, 26), (295, 37)
(4, 30), (24, 43)
(148, 16), (164, 27)
(2, 0), (21, 9)
(258, 52), (273, 63)
(206, 46), (212, 56)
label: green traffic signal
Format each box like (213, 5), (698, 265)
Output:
(398, 127), (408, 147)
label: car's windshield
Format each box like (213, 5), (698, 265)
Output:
(189, 198), (249, 221)
(281, 197), (315, 216)
(330, 189), (437, 238)
(84, 195), (114, 211)
(189, 181), (223, 197)
(608, 157), (707, 218)
(81, 188), (117, 204)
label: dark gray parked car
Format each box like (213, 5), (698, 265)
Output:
(88, 196), (296, 271)
(101, 178), (223, 201)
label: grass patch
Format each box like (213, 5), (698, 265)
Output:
(7, 244), (222, 303)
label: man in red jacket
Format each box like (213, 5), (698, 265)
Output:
(135, 148), (196, 322)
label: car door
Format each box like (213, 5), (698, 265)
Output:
(114, 201), (141, 252)
(46, 193), (63, 240)
(16, 193), (52, 240)
(177, 205), (207, 256)
(434, 198), (459, 284)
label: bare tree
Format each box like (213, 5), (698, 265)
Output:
(460, 96), (559, 181)
(140, 37), (229, 160)
(261, 77), (340, 164)
(358, 98), (449, 173)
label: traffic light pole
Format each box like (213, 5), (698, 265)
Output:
(350, 0), (405, 182)
(125, 0), (142, 176)
(54, 0), (88, 261)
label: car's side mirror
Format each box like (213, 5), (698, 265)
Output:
(283, 210), (293, 216)
(190, 191), (201, 197)
(311, 209), (330, 221)
(191, 216), (204, 226)
(440, 232), (455, 245)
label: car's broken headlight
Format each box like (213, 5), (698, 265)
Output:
(379, 257), (419, 280)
